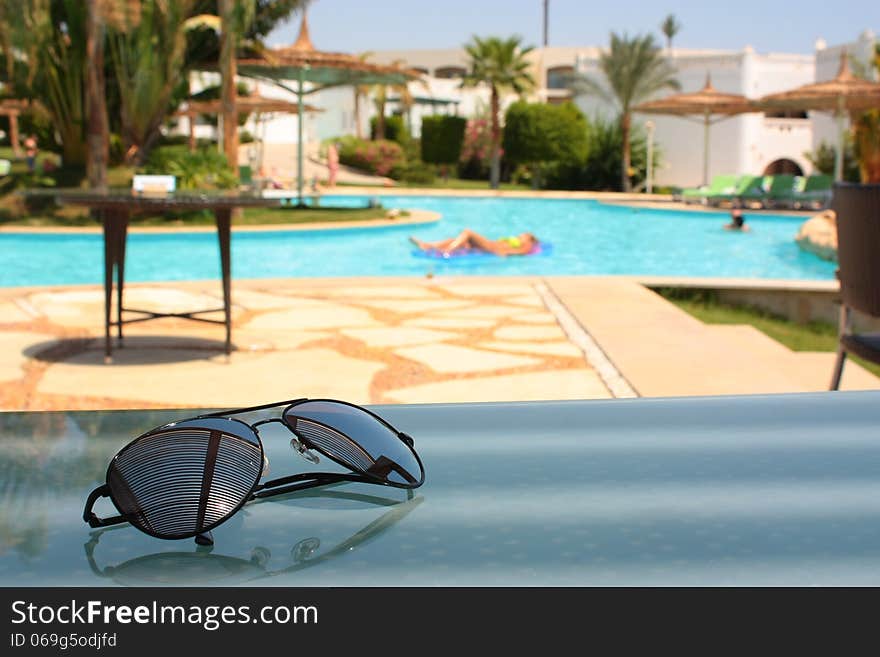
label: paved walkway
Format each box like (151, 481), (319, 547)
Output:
(0, 277), (875, 411)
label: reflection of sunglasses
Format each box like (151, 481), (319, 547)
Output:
(84, 490), (423, 586)
(83, 398), (425, 545)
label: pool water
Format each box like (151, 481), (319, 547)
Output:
(0, 196), (836, 286)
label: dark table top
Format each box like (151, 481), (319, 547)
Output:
(1, 391), (879, 587)
(22, 188), (283, 212)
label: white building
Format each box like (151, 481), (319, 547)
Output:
(176, 30), (878, 188)
(370, 44), (818, 187)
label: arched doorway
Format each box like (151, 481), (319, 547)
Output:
(763, 159), (804, 176)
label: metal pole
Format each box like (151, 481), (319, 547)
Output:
(645, 120), (655, 194)
(703, 110), (710, 187)
(543, 0), (549, 46)
(297, 67), (305, 206)
(834, 97), (845, 182)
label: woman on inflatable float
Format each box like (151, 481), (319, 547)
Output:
(410, 229), (540, 257)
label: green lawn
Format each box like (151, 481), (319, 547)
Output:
(657, 288), (880, 378)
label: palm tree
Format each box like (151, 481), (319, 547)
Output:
(352, 52), (374, 139)
(372, 83), (388, 140)
(660, 14), (681, 52)
(219, 0), (243, 175)
(86, 0), (109, 188)
(462, 35), (536, 189)
(5, 0), (89, 166)
(572, 33), (679, 191)
(107, 1), (202, 165)
(369, 58), (420, 140)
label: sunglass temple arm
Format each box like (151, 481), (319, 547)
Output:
(251, 472), (372, 500)
(82, 484), (127, 528)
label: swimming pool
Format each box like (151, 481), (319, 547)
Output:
(0, 195), (835, 286)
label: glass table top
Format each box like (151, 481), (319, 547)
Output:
(2, 392), (879, 586)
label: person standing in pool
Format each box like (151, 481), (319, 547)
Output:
(724, 200), (750, 232)
(724, 208), (750, 232)
(410, 229), (539, 257)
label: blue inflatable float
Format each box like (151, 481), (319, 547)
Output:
(411, 243), (553, 260)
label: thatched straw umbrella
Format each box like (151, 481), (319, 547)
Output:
(634, 74), (756, 186)
(174, 93), (321, 149)
(756, 51), (880, 180)
(237, 12), (420, 204)
(175, 93), (322, 180)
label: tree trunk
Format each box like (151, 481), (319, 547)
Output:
(85, 0), (108, 189)
(530, 164), (541, 190)
(9, 113), (20, 157)
(354, 90), (362, 139)
(621, 111), (632, 192)
(375, 89), (386, 140)
(61, 135), (88, 168)
(489, 86), (501, 189)
(220, 0), (239, 177)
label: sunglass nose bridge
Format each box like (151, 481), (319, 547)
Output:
(290, 437), (320, 464)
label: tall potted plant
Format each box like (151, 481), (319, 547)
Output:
(829, 46), (880, 359)
(852, 45), (880, 184)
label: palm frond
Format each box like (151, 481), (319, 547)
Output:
(575, 32), (678, 113)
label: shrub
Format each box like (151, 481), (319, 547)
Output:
(805, 139), (860, 183)
(543, 116), (655, 191)
(458, 115), (493, 179)
(143, 146), (237, 190)
(370, 114), (407, 143)
(503, 101), (588, 187)
(421, 115), (466, 166)
(391, 160), (436, 184)
(338, 137), (405, 177)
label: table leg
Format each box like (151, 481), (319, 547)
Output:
(102, 211), (114, 361)
(215, 208), (232, 355)
(115, 210), (129, 345)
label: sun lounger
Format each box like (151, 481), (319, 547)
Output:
(738, 175), (770, 206)
(762, 175), (799, 208)
(794, 174), (833, 209)
(679, 174), (738, 204)
(706, 175), (764, 206)
(738, 175), (796, 208)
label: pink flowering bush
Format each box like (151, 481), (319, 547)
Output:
(338, 138), (405, 177)
(459, 117), (499, 179)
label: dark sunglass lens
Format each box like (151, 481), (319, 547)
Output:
(108, 421), (262, 539)
(284, 401), (421, 486)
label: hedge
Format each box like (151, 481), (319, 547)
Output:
(420, 115), (466, 165)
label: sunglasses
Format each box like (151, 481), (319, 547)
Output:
(83, 398), (425, 545)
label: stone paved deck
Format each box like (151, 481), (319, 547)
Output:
(0, 278), (609, 410)
(0, 276), (875, 411)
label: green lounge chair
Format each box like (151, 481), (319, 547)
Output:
(741, 175), (795, 208)
(680, 174), (738, 204)
(764, 175), (798, 208)
(706, 175), (764, 206)
(739, 175), (770, 206)
(795, 174), (833, 209)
